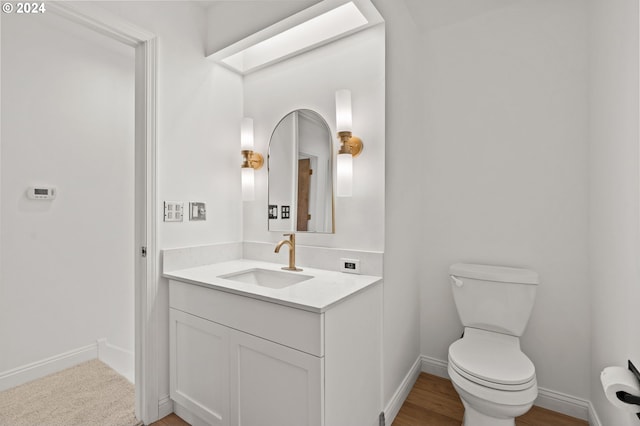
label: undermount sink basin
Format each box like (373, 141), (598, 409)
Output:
(218, 268), (313, 289)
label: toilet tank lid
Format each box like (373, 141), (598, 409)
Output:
(450, 263), (539, 285)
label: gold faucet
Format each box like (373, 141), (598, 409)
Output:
(274, 233), (303, 271)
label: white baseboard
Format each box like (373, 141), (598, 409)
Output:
(588, 401), (602, 426)
(0, 343), (98, 392)
(97, 338), (134, 384)
(536, 386), (590, 421)
(420, 354), (449, 378)
(420, 355), (592, 422)
(158, 394), (174, 421)
(174, 401), (209, 426)
(384, 356), (422, 425)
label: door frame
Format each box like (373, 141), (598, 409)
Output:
(48, 2), (159, 423)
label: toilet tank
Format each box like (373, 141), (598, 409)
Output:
(449, 263), (539, 337)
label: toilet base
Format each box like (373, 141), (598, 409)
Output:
(461, 399), (515, 426)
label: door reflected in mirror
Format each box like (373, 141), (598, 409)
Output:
(268, 109), (334, 233)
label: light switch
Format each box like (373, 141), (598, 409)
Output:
(164, 202), (184, 222)
(268, 205), (278, 219)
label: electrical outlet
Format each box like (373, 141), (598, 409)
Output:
(163, 201), (184, 222)
(340, 258), (361, 274)
(281, 205), (290, 219)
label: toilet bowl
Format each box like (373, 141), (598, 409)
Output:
(448, 263), (539, 426)
(448, 328), (537, 426)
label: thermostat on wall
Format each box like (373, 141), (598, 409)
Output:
(27, 187), (56, 200)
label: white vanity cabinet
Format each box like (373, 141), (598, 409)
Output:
(169, 309), (230, 425)
(168, 278), (382, 426)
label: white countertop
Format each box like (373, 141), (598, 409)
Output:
(163, 259), (382, 313)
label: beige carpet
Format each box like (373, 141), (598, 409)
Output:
(0, 359), (142, 426)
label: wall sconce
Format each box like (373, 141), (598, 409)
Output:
(241, 118), (263, 202)
(335, 89), (363, 197)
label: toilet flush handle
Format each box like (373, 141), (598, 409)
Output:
(450, 275), (464, 287)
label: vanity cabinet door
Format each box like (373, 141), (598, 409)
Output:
(229, 329), (323, 426)
(170, 309), (229, 426)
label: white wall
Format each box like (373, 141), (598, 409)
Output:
(419, 0), (591, 402)
(588, 0), (640, 424)
(71, 0), (244, 407)
(242, 25), (385, 252)
(370, 0), (423, 408)
(1, 11), (135, 369)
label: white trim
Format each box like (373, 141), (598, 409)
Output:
(158, 395), (174, 421)
(588, 401), (603, 426)
(420, 354), (449, 378)
(383, 356), (421, 425)
(46, 2), (154, 47)
(48, 3), (159, 424)
(97, 339), (135, 384)
(136, 34), (160, 425)
(0, 344), (98, 392)
(419, 355), (591, 421)
(535, 387), (590, 421)
(174, 401), (212, 426)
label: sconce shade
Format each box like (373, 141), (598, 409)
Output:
(242, 167), (255, 201)
(241, 117), (254, 150)
(335, 89), (352, 133)
(336, 152), (353, 197)
(241, 117), (259, 201)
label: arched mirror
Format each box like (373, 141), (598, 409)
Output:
(268, 109), (334, 233)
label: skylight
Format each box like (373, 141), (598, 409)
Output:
(209, 0), (382, 75)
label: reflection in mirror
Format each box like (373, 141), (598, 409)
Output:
(268, 109), (334, 233)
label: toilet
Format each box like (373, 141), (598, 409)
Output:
(447, 263), (539, 426)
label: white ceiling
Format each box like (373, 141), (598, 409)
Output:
(193, 0), (319, 8)
(196, 0), (518, 37)
(403, 0), (515, 32)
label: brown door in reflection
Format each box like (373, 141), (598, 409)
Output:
(297, 158), (311, 231)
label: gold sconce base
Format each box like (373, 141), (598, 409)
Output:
(241, 150), (264, 170)
(337, 132), (363, 157)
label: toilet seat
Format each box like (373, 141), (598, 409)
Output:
(448, 362), (538, 412)
(448, 328), (536, 391)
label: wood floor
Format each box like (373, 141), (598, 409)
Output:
(150, 413), (188, 426)
(393, 373), (588, 426)
(150, 373), (588, 426)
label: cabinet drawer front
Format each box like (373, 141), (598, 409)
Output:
(170, 280), (324, 356)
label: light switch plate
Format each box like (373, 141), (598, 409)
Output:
(268, 205), (278, 219)
(164, 201), (184, 222)
(340, 258), (361, 274)
(189, 202), (206, 221)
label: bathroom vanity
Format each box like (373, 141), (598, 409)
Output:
(164, 260), (383, 426)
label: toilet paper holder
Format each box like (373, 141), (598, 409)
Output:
(616, 360), (640, 419)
